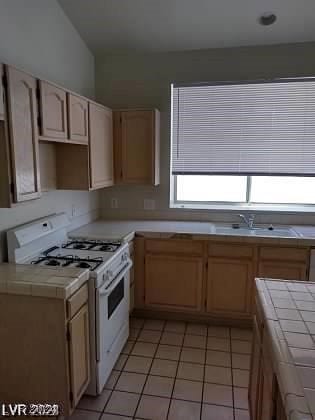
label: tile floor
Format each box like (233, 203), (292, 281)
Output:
(71, 318), (252, 420)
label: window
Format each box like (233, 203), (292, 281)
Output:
(176, 175), (315, 205)
(170, 79), (315, 208)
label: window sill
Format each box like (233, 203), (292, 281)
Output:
(170, 202), (315, 214)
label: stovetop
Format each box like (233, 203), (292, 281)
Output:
(62, 240), (121, 252)
(31, 254), (104, 271)
(29, 240), (122, 272)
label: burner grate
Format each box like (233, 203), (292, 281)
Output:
(31, 254), (104, 271)
(62, 240), (121, 252)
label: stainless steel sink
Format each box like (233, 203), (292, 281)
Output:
(214, 225), (299, 238)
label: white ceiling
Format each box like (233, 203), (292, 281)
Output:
(58, 0), (315, 54)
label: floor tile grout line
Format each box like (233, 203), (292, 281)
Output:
(200, 321), (209, 420)
(229, 326), (236, 420)
(165, 320), (188, 420)
(132, 318), (168, 419)
(99, 318), (251, 418)
(102, 319), (144, 415)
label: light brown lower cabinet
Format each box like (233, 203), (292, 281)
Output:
(258, 261), (307, 281)
(258, 246), (309, 281)
(0, 284), (90, 416)
(144, 253), (203, 311)
(135, 239), (309, 323)
(250, 311), (285, 419)
(206, 256), (253, 317)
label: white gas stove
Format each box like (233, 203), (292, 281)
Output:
(7, 213), (132, 396)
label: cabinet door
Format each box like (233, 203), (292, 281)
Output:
(120, 110), (154, 184)
(258, 261), (307, 281)
(6, 66), (41, 202)
(249, 317), (262, 420)
(89, 103), (114, 188)
(39, 81), (68, 140)
(68, 93), (88, 143)
(0, 64), (4, 120)
(68, 304), (90, 407)
(206, 257), (253, 316)
(145, 254), (203, 311)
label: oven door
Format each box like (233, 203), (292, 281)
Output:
(95, 260), (131, 391)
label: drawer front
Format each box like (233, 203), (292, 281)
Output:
(67, 283), (88, 319)
(145, 239), (203, 255)
(209, 243), (253, 259)
(259, 246), (309, 262)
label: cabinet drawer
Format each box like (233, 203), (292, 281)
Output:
(145, 239), (203, 255)
(67, 283), (88, 319)
(259, 247), (309, 262)
(209, 243), (253, 259)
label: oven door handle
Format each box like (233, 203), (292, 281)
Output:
(99, 259), (132, 297)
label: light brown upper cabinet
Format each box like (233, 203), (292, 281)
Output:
(89, 102), (114, 189)
(5, 66), (41, 202)
(68, 93), (89, 144)
(0, 64), (4, 120)
(114, 109), (160, 185)
(38, 81), (68, 141)
(206, 244), (254, 318)
(55, 101), (114, 191)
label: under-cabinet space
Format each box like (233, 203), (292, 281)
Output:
(114, 109), (160, 185)
(39, 142), (57, 191)
(68, 93), (89, 144)
(38, 80), (68, 141)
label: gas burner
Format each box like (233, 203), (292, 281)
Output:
(99, 244), (119, 252)
(73, 243), (88, 250)
(77, 262), (91, 269)
(45, 259), (60, 266)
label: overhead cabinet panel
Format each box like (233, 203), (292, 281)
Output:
(89, 103), (114, 189)
(68, 93), (89, 144)
(39, 81), (68, 140)
(6, 66), (41, 202)
(114, 109), (160, 185)
(0, 64), (4, 120)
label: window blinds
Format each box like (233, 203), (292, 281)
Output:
(171, 80), (315, 176)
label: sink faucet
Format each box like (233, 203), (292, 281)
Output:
(239, 214), (255, 229)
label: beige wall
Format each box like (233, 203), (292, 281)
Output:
(0, 0), (99, 261)
(96, 41), (315, 225)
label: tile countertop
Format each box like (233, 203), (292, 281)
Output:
(70, 219), (315, 246)
(255, 278), (315, 420)
(0, 264), (89, 299)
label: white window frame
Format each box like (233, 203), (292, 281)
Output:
(169, 174), (315, 213)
